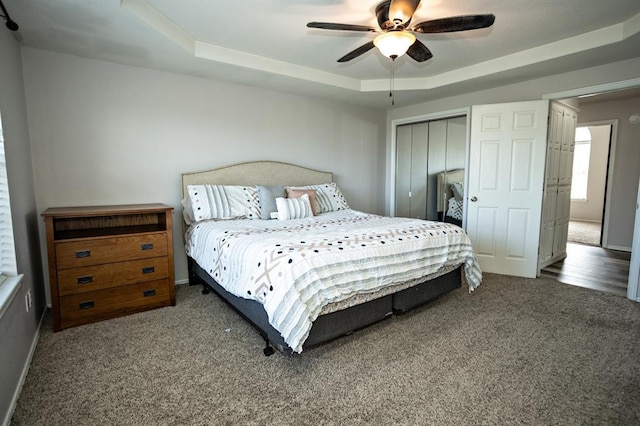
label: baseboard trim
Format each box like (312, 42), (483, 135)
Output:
(3, 307), (46, 426)
(605, 245), (632, 252)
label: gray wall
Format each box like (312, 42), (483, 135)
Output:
(0, 31), (46, 424)
(577, 94), (640, 249)
(386, 57), (640, 249)
(20, 47), (388, 304)
(570, 125), (611, 222)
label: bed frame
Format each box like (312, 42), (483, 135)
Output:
(182, 161), (462, 355)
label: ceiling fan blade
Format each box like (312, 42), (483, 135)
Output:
(337, 41), (376, 62)
(406, 39), (433, 62)
(307, 22), (377, 32)
(412, 14), (495, 33)
(388, 0), (421, 25)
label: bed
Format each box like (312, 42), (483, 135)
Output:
(437, 169), (465, 227)
(182, 161), (481, 355)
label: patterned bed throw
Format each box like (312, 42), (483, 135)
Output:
(186, 210), (482, 353)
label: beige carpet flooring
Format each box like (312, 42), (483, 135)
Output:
(568, 220), (602, 246)
(12, 274), (640, 425)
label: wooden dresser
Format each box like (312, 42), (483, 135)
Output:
(42, 204), (175, 331)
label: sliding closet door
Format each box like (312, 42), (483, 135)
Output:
(395, 116), (468, 222)
(396, 125), (413, 218)
(395, 123), (428, 219)
(411, 123), (429, 219)
(427, 121), (447, 221)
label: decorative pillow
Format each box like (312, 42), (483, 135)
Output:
(447, 197), (463, 221)
(182, 196), (196, 225)
(257, 185), (286, 220)
(276, 193), (314, 220)
(285, 188), (318, 215)
(186, 185), (260, 222)
(286, 182), (349, 214)
(451, 182), (464, 202)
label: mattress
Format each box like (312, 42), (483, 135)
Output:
(185, 209), (482, 353)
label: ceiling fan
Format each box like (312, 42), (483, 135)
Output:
(307, 0), (495, 63)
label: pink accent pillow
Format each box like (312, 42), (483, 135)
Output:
(285, 188), (317, 215)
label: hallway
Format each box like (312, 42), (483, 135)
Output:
(540, 242), (630, 297)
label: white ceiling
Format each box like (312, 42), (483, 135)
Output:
(5, 0), (640, 109)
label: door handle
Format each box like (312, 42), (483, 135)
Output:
(470, 196), (478, 202)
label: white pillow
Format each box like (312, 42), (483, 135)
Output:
(186, 185), (260, 222)
(276, 193), (314, 220)
(285, 182), (349, 214)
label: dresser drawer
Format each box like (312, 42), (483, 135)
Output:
(59, 279), (171, 329)
(55, 233), (168, 269)
(57, 257), (169, 296)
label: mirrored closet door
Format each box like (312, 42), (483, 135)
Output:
(395, 116), (467, 226)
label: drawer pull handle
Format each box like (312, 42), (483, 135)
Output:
(142, 266), (155, 274)
(77, 275), (93, 285)
(143, 289), (156, 297)
(75, 250), (91, 258)
(79, 301), (95, 310)
(140, 243), (154, 251)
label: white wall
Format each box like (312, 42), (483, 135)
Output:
(0, 32), (46, 424)
(386, 57), (640, 250)
(569, 125), (610, 222)
(20, 48), (387, 304)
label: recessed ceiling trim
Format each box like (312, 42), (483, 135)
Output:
(122, 1), (640, 95)
(362, 17), (640, 92)
(624, 10), (640, 38)
(543, 77), (640, 100)
(121, 0), (194, 54)
(194, 41), (360, 91)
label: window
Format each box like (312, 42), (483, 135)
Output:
(571, 127), (591, 201)
(0, 113), (17, 278)
(0, 112), (22, 319)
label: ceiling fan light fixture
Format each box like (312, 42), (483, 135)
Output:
(373, 31), (416, 59)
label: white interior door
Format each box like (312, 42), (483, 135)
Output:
(467, 100), (549, 278)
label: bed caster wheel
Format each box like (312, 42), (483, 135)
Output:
(263, 346), (275, 356)
(202, 287), (210, 295)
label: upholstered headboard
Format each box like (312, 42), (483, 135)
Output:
(436, 169), (465, 212)
(181, 161), (333, 199)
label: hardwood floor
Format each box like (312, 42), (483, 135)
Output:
(540, 242), (631, 297)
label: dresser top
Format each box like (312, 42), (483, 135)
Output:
(42, 203), (173, 218)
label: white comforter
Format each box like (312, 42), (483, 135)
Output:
(185, 210), (482, 353)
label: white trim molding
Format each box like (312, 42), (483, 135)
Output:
(544, 78), (640, 100)
(628, 178), (640, 302)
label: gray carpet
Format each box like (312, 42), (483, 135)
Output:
(12, 274), (640, 425)
(568, 220), (602, 246)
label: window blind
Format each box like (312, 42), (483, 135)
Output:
(0, 114), (17, 276)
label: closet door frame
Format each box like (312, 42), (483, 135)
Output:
(389, 107), (471, 220)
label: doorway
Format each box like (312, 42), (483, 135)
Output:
(566, 124), (612, 248)
(541, 120), (631, 297)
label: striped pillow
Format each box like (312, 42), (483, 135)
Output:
(286, 182), (349, 214)
(276, 194), (314, 220)
(186, 185), (260, 222)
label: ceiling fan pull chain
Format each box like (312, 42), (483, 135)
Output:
(390, 58), (395, 106)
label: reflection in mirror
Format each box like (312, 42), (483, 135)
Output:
(436, 116), (466, 226)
